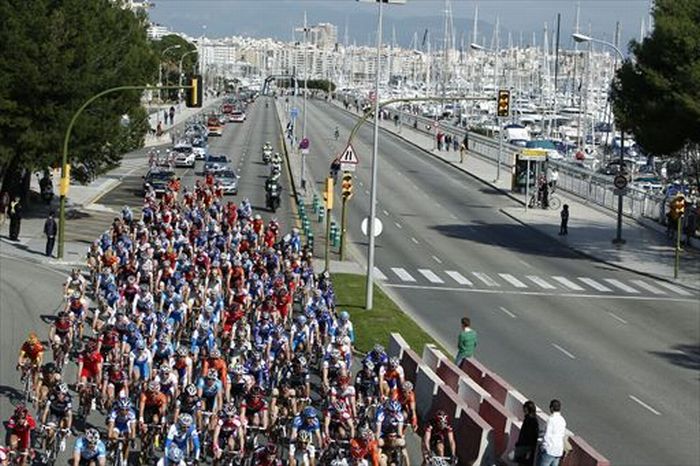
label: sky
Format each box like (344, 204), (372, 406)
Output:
(148, 0), (652, 52)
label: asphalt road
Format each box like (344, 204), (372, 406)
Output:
(289, 96), (700, 466)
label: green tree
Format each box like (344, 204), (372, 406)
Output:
(611, 0), (700, 158)
(0, 0), (158, 196)
(152, 34), (198, 102)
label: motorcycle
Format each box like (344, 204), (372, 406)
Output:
(262, 147), (273, 164)
(266, 185), (281, 212)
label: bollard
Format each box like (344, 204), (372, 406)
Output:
(307, 232), (315, 251)
(318, 208), (325, 222)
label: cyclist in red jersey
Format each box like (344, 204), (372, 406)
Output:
(7, 405), (36, 465)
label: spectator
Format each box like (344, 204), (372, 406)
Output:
(0, 191), (9, 227)
(445, 134), (452, 151)
(8, 195), (23, 241)
(559, 205), (569, 236)
(538, 399), (567, 466)
(512, 400), (539, 466)
(169, 106), (176, 125)
(459, 143), (467, 164)
(455, 317), (477, 365)
(44, 210), (58, 257)
(163, 109), (168, 124)
(452, 136), (459, 152)
(547, 165), (559, 190)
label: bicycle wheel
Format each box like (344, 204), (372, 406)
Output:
(549, 196), (561, 210)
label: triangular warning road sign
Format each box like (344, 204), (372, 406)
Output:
(340, 144), (359, 164)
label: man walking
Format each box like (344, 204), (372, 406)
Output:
(169, 106), (176, 125)
(538, 399), (567, 466)
(44, 211), (58, 257)
(455, 317), (478, 365)
(8, 195), (23, 241)
(559, 205), (569, 236)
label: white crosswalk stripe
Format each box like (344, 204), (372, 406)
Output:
(472, 272), (500, 287)
(445, 271), (473, 286)
(418, 269), (444, 284)
(498, 273), (527, 288)
(630, 280), (666, 295)
(391, 267), (416, 282)
(654, 281), (692, 296)
(373, 267), (387, 281)
(526, 275), (556, 289)
(578, 277), (612, 292)
(604, 279), (639, 293)
(552, 276), (585, 291)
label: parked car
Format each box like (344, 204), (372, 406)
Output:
(214, 169), (239, 195)
(229, 111), (246, 122)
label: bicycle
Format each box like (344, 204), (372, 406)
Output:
(139, 423), (164, 465)
(528, 192), (561, 210)
(108, 437), (129, 466)
(18, 362), (35, 405)
(40, 425), (71, 466)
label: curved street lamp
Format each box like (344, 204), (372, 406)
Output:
(159, 44), (182, 102)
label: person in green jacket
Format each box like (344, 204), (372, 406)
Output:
(456, 317), (478, 365)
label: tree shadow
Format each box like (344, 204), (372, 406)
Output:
(649, 344), (700, 373)
(0, 385), (25, 406)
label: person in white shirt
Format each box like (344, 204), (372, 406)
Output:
(538, 399), (567, 466)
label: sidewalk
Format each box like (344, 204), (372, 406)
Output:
(0, 99), (221, 268)
(144, 95), (222, 147)
(330, 98), (700, 290)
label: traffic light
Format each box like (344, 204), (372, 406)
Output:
(670, 194), (686, 220)
(186, 75), (203, 108)
(342, 173), (353, 199)
(497, 89), (510, 117)
(323, 177), (334, 210)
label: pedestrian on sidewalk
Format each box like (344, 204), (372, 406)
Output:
(8, 195), (23, 241)
(511, 400), (539, 466)
(163, 109), (168, 124)
(0, 191), (9, 227)
(455, 317), (478, 365)
(452, 136), (459, 152)
(43, 210), (58, 257)
(459, 143), (467, 163)
(559, 204), (569, 236)
(537, 399), (568, 466)
(169, 106), (176, 125)
(445, 134), (452, 151)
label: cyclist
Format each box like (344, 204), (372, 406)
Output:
(128, 338), (152, 384)
(289, 429), (316, 466)
(49, 311), (73, 364)
(355, 360), (380, 406)
(211, 402), (245, 462)
(252, 443), (284, 466)
(72, 428), (107, 466)
(76, 340), (103, 403)
(380, 357), (404, 398)
(65, 268), (87, 298)
(421, 410), (456, 464)
(102, 361), (129, 410)
(197, 368), (224, 416)
(290, 406), (323, 450)
(323, 398), (355, 441)
(350, 427), (381, 466)
(240, 385), (269, 431)
(164, 414), (201, 463)
(375, 400), (408, 466)
(156, 445), (186, 466)
(6, 404), (36, 466)
(106, 398), (137, 461)
(17, 332), (44, 391)
(174, 383), (202, 426)
(397, 381), (418, 431)
(138, 380), (168, 438)
(36, 362), (62, 410)
(40, 382), (73, 453)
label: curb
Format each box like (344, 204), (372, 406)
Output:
(272, 101), (302, 230)
(498, 207), (700, 293)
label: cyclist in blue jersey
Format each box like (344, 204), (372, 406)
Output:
(72, 428), (106, 466)
(290, 406), (323, 447)
(165, 414), (201, 462)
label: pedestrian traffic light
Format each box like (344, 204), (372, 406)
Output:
(186, 75), (203, 108)
(497, 89), (510, 118)
(324, 177), (334, 210)
(342, 173), (353, 199)
(670, 194), (686, 220)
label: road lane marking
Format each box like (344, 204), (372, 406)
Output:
(552, 276), (585, 291)
(445, 271), (473, 286)
(499, 307), (517, 318)
(373, 267), (387, 280)
(431, 255), (442, 264)
(629, 395), (662, 416)
(391, 267), (416, 282)
(630, 280), (666, 295)
(383, 283), (699, 302)
(472, 272), (499, 287)
(527, 275), (556, 290)
(449, 214), (458, 220)
(518, 259), (533, 268)
(394, 223), (402, 229)
(552, 343), (576, 359)
(418, 269), (444, 284)
(578, 277), (612, 292)
(608, 312), (628, 324)
(364, 190), (369, 195)
(411, 237), (419, 244)
(604, 279), (639, 294)
(383, 210), (389, 216)
(498, 273), (527, 288)
(654, 281), (692, 296)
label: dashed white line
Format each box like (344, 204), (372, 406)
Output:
(410, 237), (419, 244)
(629, 395), (662, 416)
(608, 312), (628, 324)
(382, 210), (389, 216)
(499, 306), (517, 318)
(364, 190), (370, 195)
(518, 259), (533, 268)
(552, 343), (576, 359)
(449, 213), (458, 220)
(394, 223), (402, 229)
(431, 255), (443, 264)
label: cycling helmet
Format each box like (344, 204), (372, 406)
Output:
(177, 346), (189, 357)
(147, 380), (160, 392)
(178, 414), (193, 429)
(223, 402), (237, 417)
(402, 381), (414, 392)
(373, 344), (384, 354)
(167, 445), (184, 462)
(118, 398), (131, 410)
(265, 443), (278, 456)
(199, 321), (210, 332)
(387, 400), (402, 413)
(360, 426), (374, 441)
(232, 364), (245, 375)
(296, 356), (307, 367)
(86, 428), (100, 444)
(206, 369), (219, 380)
(339, 310), (350, 322)
(57, 383), (69, 394)
(185, 384), (198, 397)
(298, 430), (312, 444)
(302, 406), (317, 419)
(435, 410), (450, 429)
(296, 315), (307, 326)
(363, 360), (375, 371)
(389, 357), (400, 369)
(14, 404), (28, 417)
(135, 339), (146, 351)
(250, 386), (263, 399)
(210, 348), (221, 359)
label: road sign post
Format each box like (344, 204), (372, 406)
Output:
(340, 172), (353, 261)
(324, 177), (334, 272)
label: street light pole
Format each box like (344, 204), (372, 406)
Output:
(572, 33), (626, 244)
(159, 45), (181, 103)
(179, 50), (199, 101)
(471, 42), (502, 181)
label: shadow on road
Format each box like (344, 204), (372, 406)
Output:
(650, 344), (700, 373)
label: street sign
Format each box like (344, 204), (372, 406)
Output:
(290, 107), (299, 119)
(519, 148), (547, 161)
(341, 163), (356, 172)
(613, 174), (628, 190)
(299, 138), (310, 150)
(361, 217), (383, 238)
(340, 144), (359, 165)
(613, 187), (629, 196)
(301, 148), (310, 155)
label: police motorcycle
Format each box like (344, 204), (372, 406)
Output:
(265, 174), (282, 213)
(262, 142), (273, 164)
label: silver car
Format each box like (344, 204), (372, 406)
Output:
(215, 169), (238, 195)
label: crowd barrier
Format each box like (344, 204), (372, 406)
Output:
(387, 335), (611, 466)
